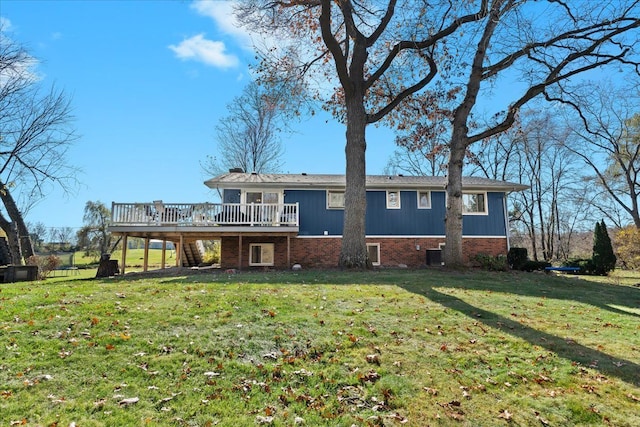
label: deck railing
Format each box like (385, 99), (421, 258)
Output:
(111, 202), (299, 227)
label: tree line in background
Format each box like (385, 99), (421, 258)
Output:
(26, 201), (113, 258)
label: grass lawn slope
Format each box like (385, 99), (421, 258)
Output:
(1, 269), (639, 426)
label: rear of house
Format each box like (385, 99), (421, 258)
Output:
(205, 172), (526, 269)
(109, 172), (526, 271)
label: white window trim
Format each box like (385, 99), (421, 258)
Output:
(386, 190), (401, 209)
(367, 243), (381, 266)
(326, 190), (345, 209)
(417, 190), (431, 209)
(462, 192), (488, 215)
(249, 243), (275, 266)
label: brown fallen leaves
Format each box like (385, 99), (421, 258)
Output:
(437, 400), (464, 421)
(118, 397), (139, 406)
(498, 409), (512, 420)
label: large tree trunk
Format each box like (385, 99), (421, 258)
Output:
(444, 131), (466, 268)
(0, 211), (20, 265)
(0, 183), (35, 261)
(338, 95), (370, 269)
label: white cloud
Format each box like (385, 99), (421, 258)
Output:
(190, 0), (253, 49)
(169, 34), (239, 69)
(1, 16), (13, 32)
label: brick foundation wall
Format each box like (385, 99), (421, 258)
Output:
(220, 236), (290, 270)
(220, 235), (508, 269)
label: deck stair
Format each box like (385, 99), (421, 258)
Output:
(181, 241), (204, 267)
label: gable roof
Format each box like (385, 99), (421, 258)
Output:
(204, 172), (529, 192)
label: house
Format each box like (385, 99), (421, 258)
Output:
(109, 171), (527, 273)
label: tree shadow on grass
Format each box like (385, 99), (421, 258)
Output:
(399, 281), (640, 388)
(415, 270), (640, 319)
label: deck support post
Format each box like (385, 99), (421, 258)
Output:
(161, 239), (167, 269)
(143, 237), (150, 272)
(287, 234), (291, 268)
(238, 235), (242, 270)
(178, 234), (184, 267)
(121, 234), (128, 275)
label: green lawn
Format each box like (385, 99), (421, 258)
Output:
(1, 269), (638, 426)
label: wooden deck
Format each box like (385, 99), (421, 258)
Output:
(109, 202), (300, 274)
(111, 201), (299, 228)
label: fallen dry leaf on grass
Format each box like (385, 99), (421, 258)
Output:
(118, 397), (139, 406)
(423, 387), (438, 396)
(366, 354), (380, 365)
(498, 409), (512, 420)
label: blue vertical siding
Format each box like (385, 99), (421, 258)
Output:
(215, 189), (507, 236)
(285, 190), (344, 235)
(255, 188), (506, 237)
(365, 191), (447, 235)
(462, 192), (507, 236)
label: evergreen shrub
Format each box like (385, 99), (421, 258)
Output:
(565, 258), (595, 275)
(507, 247), (528, 270)
(474, 253), (509, 271)
(592, 220), (616, 275)
(520, 260), (551, 272)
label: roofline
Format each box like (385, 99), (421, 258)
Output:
(204, 173), (529, 192)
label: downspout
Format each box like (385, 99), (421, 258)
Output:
(503, 192), (511, 252)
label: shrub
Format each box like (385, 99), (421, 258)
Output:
(507, 247), (528, 270)
(615, 226), (640, 270)
(592, 220), (616, 275)
(202, 243), (221, 265)
(26, 254), (60, 279)
(474, 253), (508, 271)
(565, 258), (596, 275)
(520, 260), (551, 272)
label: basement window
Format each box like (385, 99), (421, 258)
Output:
(367, 243), (380, 266)
(249, 243), (274, 266)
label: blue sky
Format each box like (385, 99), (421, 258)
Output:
(1, 0), (397, 231)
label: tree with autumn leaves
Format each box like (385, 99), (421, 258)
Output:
(239, 0), (640, 268)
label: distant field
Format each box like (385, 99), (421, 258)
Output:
(43, 249), (178, 281)
(73, 248), (178, 269)
(1, 269), (638, 426)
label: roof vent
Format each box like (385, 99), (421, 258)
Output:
(301, 172), (307, 176)
(251, 171), (257, 175)
(229, 167), (244, 173)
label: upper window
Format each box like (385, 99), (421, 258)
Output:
(327, 190), (345, 209)
(245, 191), (280, 204)
(386, 191), (401, 209)
(249, 243), (274, 266)
(462, 192), (487, 214)
(417, 191), (431, 209)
